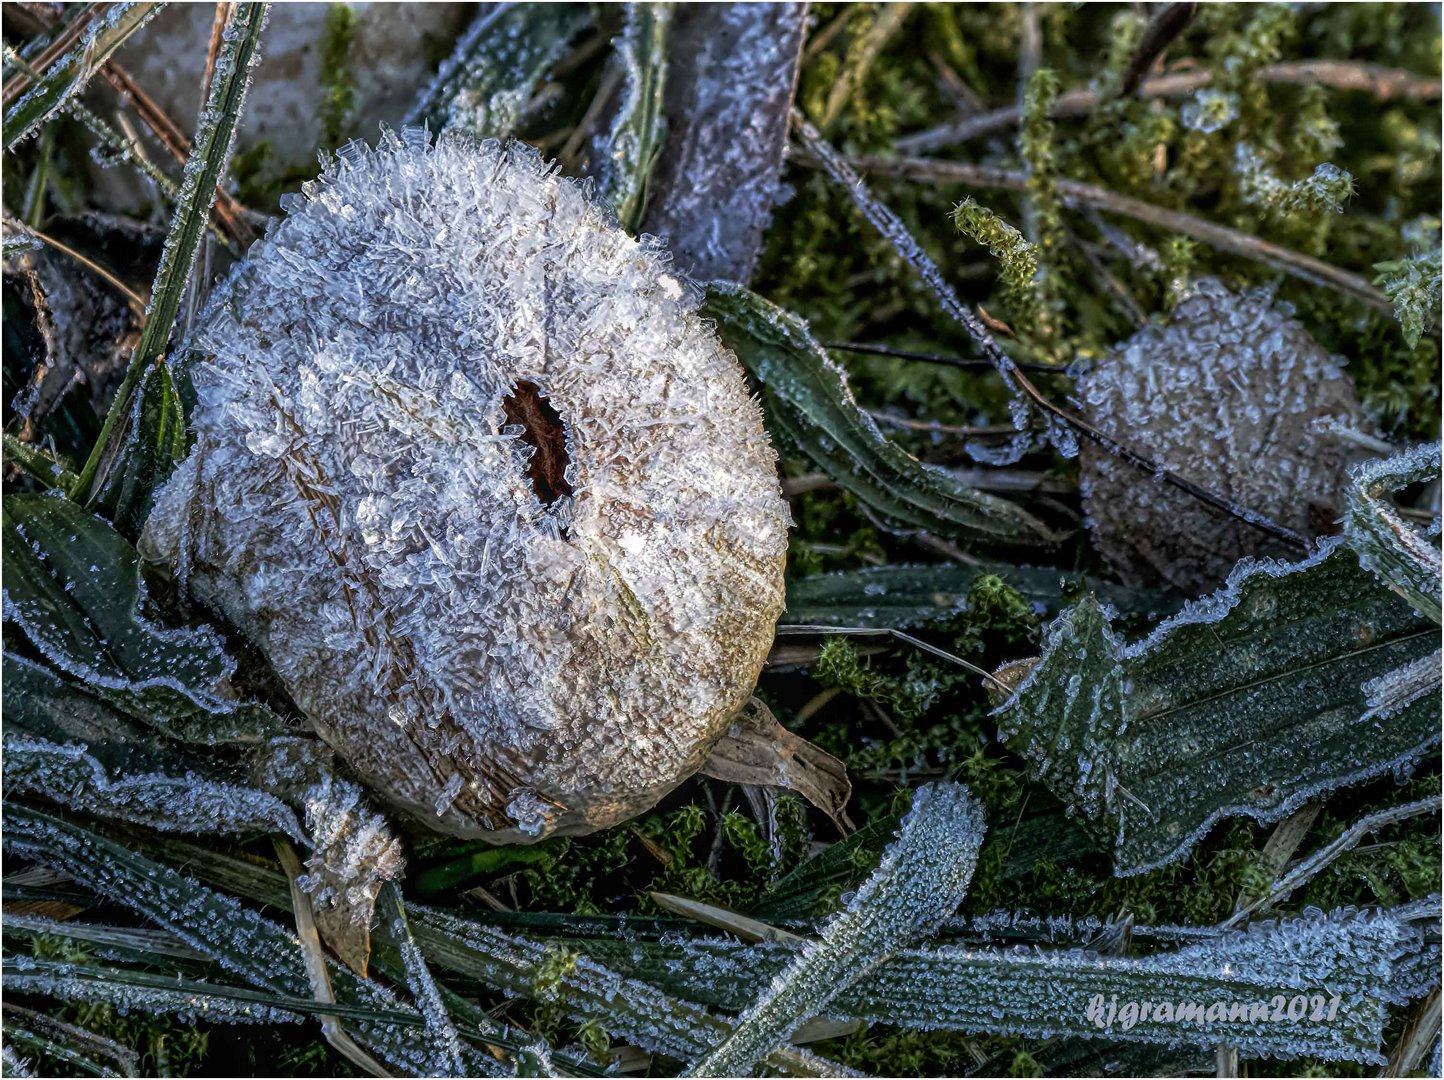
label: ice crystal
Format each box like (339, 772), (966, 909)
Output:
(1180, 88), (1239, 133)
(641, 3), (808, 283)
(690, 783), (985, 1076)
(1078, 278), (1372, 592)
(142, 128), (790, 842)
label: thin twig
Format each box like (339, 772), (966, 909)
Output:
(1381, 988), (1441, 1078)
(774, 624), (1008, 691)
(899, 60), (1443, 153)
(823, 339), (1060, 374)
(1120, 3), (1198, 97)
(200, 3), (233, 109)
(825, 151), (1392, 315)
(12, 220), (148, 313)
(13, 3), (254, 249)
(1219, 795), (1443, 929)
(101, 60), (254, 248)
(273, 839), (392, 1078)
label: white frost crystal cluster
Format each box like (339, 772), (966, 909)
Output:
(1078, 279), (1370, 592)
(143, 129), (791, 842)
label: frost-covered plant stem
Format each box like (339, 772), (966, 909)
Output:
(71, 1), (268, 501)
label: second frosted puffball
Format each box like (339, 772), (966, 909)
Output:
(144, 129), (791, 842)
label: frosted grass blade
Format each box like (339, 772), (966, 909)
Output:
(706, 284), (1055, 546)
(409, 905), (863, 1077)
(582, 908), (1430, 1065)
(2, 2), (162, 152)
(1, 806), (495, 1077)
(689, 783), (985, 1076)
(71, 2), (268, 501)
(783, 562), (1175, 630)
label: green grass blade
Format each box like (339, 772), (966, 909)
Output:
(1, 2), (162, 152)
(689, 784), (984, 1077)
(783, 562), (1176, 630)
(705, 284), (1055, 546)
(84, 358), (186, 541)
(70, 1), (268, 502)
(408, 3), (593, 139)
(597, 3), (671, 233)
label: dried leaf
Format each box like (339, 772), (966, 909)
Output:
(642, 3), (807, 282)
(699, 697), (853, 832)
(1079, 279), (1373, 592)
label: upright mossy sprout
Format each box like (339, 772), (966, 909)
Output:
(143, 129), (791, 842)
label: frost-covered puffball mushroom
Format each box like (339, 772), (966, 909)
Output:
(142, 129), (792, 843)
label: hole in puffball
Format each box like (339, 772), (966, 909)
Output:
(502, 380), (574, 515)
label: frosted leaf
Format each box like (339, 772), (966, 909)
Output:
(1078, 279), (1374, 592)
(705, 284), (1052, 545)
(594, 3), (671, 233)
(411, 903), (860, 1077)
(141, 129), (791, 842)
(588, 906), (1426, 1065)
(689, 783), (985, 1076)
(641, 3), (808, 283)
(1342, 441), (1442, 623)
(407, 5), (591, 141)
(2, 494), (282, 744)
(992, 539), (1439, 875)
(1, 734), (305, 841)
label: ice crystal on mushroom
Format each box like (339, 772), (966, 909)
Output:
(143, 128), (791, 842)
